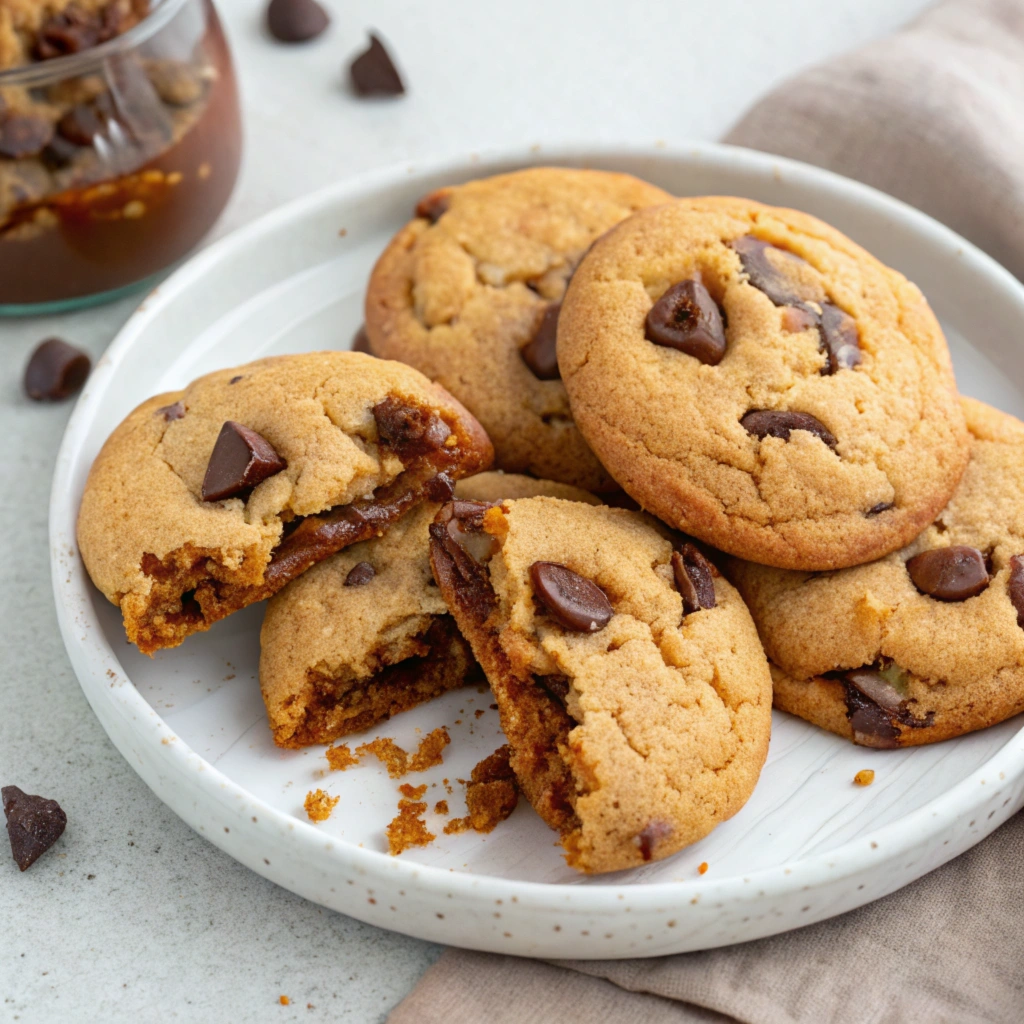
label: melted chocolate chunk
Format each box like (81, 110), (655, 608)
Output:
(35, 8), (101, 59)
(424, 472), (455, 502)
(521, 302), (561, 380)
(837, 663), (934, 748)
(906, 546), (990, 601)
(266, 0), (330, 42)
(0, 114), (54, 159)
(23, 338), (91, 401)
(731, 235), (817, 307)
(201, 422), (287, 502)
(428, 501), (497, 622)
(352, 326), (375, 356)
(866, 501), (893, 517)
(3, 786), (67, 871)
(644, 280), (726, 365)
(818, 302), (861, 374)
(373, 397), (451, 458)
(537, 674), (570, 705)
(529, 562), (613, 633)
(844, 687), (901, 749)
(672, 543), (717, 616)
(350, 34), (405, 96)
(156, 400), (185, 421)
(1009, 555), (1024, 628)
(634, 820), (673, 862)
(345, 561), (376, 587)
(415, 192), (450, 223)
(741, 410), (837, 449)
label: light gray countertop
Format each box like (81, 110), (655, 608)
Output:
(0, 0), (930, 1019)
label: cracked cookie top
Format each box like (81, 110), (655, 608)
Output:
(77, 351), (492, 653)
(363, 167), (672, 493)
(731, 398), (1024, 746)
(428, 496), (772, 873)
(557, 196), (970, 570)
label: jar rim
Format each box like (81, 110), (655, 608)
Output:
(0, 0), (192, 87)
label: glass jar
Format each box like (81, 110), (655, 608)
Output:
(0, 0), (241, 314)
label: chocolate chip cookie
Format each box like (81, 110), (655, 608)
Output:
(364, 168), (672, 493)
(77, 351), (492, 655)
(731, 398), (1024, 747)
(428, 496), (772, 873)
(260, 473), (594, 748)
(558, 196), (970, 570)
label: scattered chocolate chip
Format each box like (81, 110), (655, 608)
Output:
(866, 501), (893, 517)
(780, 305), (818, 333)
(0, 114), (54, 159)
(57, 104), (105, 146)
(373, 397), (450, 456)
(741, 410), (837, 449)
(906, 546), (990, 602)
(23, 338), (91, 401)
(731, 235), (817, 307)
(644, 280), (726, 365)
(1009, 556), (1024, 628)
(201, 422), (287, 502)
(818, 303), (861, 374)
(521, 302), (561, 380)
(228, 375), (243, 384)
(350, 34), (405, 96)
(529, 562), (612, 633)
(352, 326), (375, 356)
(156, 400), (185, 421)
(3, 786), (67, 871)
(672, 543), (716, 616)
(634, 820), (673, 862)
(345, 561), (376, 587)
(266, 0), (330, 42)
(415, 192), (450, 223)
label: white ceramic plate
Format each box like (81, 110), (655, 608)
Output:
(51, 143), (1024, 959)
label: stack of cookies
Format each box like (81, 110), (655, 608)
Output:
(77, 167), (1024, 876)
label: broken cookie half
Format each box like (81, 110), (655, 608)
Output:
(428, 496), (773, 874)
(77, 351), (493, 654)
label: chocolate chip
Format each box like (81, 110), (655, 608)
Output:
(818, 303), (861, 374)
(266, 0), (330, 42)
(23, 338), (91, 401)
(424, 472), (455, 503)
(429, 501), (497, 620)
(521, 302), (561, 380)
(352, 326), (375, 356)
(634, 820), (673, 862)
(201, 422), (287, 502)
(529, 562), (612, 633)
(350, 34), (405, 96)
(57, 104), (105, 146)
(731, 235), (817, 307)
(35, 9), (101, 59)
(538, 674), (570, 705)
(671, 543), (716, 616)
(40, 135), (79, 170)
(866, 501), (893, 517)
(415, 192), (450, 223)
(156, 400), (185, 421)
(844, 668), (905, 713)
(345, 561), (376, 587)
(0, 114), (54, 159)
(373, 397), (450, 456)
(644, 280), (726, 365)
(741, 410), (837, 449)
(1009, 556), (1024, 628)
(844, 689), (901, 749)
(905, 546), (989, 602)
(3, 786), (67, 871)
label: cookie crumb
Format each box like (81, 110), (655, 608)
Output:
(444, 745), (519, 835)
(474, 709), (485, 718)
(434, 800), (449, 815)
(698, 861), (709, 875)
(854, 769), (876, 787)
(443, 778), (453, 794)
(279, 995), (290, 1006)
(303, 789), (339, 822)
(357, 727), (450, 779)
(399, 783), (427, 799)
(325, 744), (359, 771)
(386, 801), (435, 854)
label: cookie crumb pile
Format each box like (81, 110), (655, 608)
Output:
(76, 166), (1019, 875)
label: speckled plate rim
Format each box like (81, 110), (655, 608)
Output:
(49, 141), (1024, 958)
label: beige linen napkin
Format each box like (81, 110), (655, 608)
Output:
(390, 2), (1024, 1020)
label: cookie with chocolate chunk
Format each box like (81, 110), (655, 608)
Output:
(557, 196), (969, 570)
(260, 474), (592, 747)
(428, 496), (772, 874)
(731, 398), (1024, 747)
(77, 351), (492, 654)
(364, 168), (672, 493)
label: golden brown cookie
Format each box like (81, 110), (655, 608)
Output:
(78, 351), (492, 655)
(731, 398), (1024, 747)
(260, 474), (594, 748)
(454, 470), (601, 505)
(428, 496), (772, 874)
(364, 167), (672, 493)
(558, 196), (970, 570)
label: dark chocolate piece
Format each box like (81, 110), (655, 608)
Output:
(905, 546), (990, 602)
(521, 302), (561, 380)
(373, 397), (451, 457)
(634, 820), (673, 862)
(415, 192), (450, 223)
(644, 279), (726, 365)
(201, 422), (287, 502)
(866, 501), (893, 517)
(529, 561), (613, 633)
(350, 34), (405, 96)
(818, 302), (861, 374)
(266, 0), (330, 42)
(731, 235), (817, 307)
(741, 409), (837, 449)
(345, 561), (376, 587)
(672, 543), (716, 616)
(1009, 555), (1024, 628)
(23, 338), (91, 401)
(57, 104), (105, 146)
(3, 786), (67, 871)
(156, 400), (186, 421)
